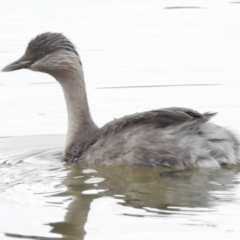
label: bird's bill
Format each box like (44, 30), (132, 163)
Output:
(1, 56), (32, 72)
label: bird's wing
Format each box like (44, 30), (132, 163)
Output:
(100, 107), (216, 135)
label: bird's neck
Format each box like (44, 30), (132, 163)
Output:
(55, 65), (98, 157)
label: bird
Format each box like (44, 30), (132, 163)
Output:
(2, 32), (240, 170)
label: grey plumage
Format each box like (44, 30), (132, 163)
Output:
(28, 32), (79, 57)
(2, 32), (240, 170)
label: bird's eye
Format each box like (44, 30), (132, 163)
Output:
(39, 52), (45, 58)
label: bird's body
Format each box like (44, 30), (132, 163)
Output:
(67, 108), (240, 169)
(2, 33), (240, 170)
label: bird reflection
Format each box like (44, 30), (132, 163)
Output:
(48, 163), (240, 239)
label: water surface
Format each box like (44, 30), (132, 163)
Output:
(1, 0), (240, 239)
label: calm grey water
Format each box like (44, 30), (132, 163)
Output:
(1, 0), (240, 239)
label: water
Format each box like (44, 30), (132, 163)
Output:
(1, 0), (240, 239)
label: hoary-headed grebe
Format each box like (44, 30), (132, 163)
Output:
(2, 32), (240, 169)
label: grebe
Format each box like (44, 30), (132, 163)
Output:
(2, 32), (240, 169)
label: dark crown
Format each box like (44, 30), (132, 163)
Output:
(27, 32), (79, 57)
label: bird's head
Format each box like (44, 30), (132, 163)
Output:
(2, 32), (81, 76)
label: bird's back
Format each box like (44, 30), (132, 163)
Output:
(78, 108), (240, 169)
